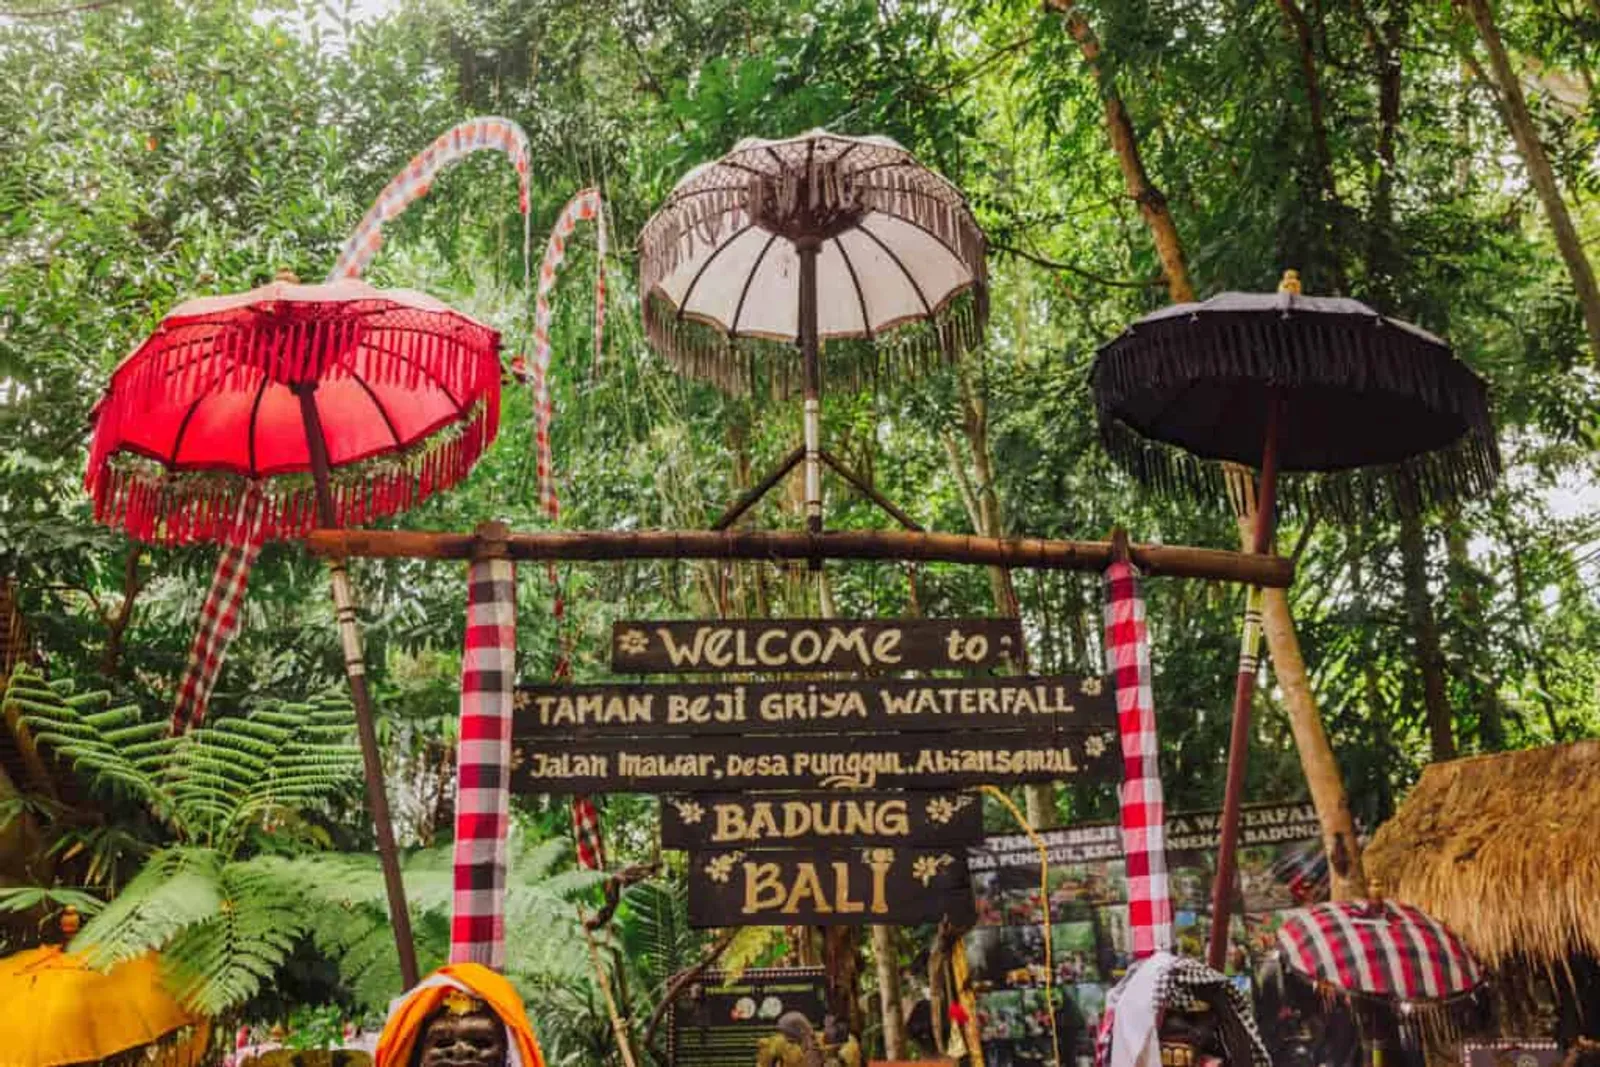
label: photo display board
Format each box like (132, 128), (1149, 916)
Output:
(963, 802), (1325, 1065)
(668, 967), (827, 1067)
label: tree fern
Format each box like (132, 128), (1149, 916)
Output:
(5, 668), (173, 819)
(14, 667), (367, 1015)
(73, 848), (225, 969)
(159, 858), (314, 1016)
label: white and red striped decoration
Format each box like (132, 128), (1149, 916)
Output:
(329, 117), (531, 282)
(531, 188), (606, 519)
(1104, 559), (1172, 959)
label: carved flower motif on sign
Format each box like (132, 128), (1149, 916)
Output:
(912, 854), (954, 886)
(671, 799), (705, 825)
(616, 628), (650, 655)
(925, 794), (975, 825)
(1080, 676), (1104, 696)
(704, 851), (744, 883)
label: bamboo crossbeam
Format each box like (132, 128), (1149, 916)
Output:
(305, 528), (1294, 587)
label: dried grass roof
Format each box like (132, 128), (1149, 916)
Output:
(1365, 740), (1600, 969)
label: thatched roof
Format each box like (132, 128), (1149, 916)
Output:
(1365, 740), (1600, 970)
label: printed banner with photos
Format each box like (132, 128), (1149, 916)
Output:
(963, 802), (1326, 1065)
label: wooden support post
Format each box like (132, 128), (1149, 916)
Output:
(305, 528), (1294, 587)
(296, 384), (420, 990)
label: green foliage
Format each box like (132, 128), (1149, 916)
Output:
(1, 0), (1598, 1054)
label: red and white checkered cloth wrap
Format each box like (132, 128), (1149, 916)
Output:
(546, 569), (606, 871)
(531, 188), (606, 519)
(1276, 898), (1484, 1000)
(329, 117), (531, 282)
(450, 558), (517, 969)
(572, 797), (606, 870)
(170, 490), (268, 734)
(1104, 559), (1172, 959)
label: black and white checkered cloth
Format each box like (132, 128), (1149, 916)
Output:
(1096, 952), (1271, 1067)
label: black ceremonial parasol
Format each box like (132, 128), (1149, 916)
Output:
(1090, 271), (1499, 972)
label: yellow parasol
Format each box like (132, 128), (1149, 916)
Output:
(0, 943), (204, 1067)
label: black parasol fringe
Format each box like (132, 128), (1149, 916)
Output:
(1090, 311), (1502, 518)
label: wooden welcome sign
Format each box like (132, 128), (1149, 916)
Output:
(611, 617), (1023, 673)
(687, 845), (977, 927)
(515, 675), (1114, 737)
(660, 791), (985, 849)
(510, 729), (1118, 794)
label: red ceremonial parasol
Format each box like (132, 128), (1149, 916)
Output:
(87, 277), (499, 542)
(85, 275), (501, 990)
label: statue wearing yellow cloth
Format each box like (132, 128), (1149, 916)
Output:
(374, 964), (546, 1067)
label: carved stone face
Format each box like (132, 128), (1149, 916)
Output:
(416, 1005), (508, 1067)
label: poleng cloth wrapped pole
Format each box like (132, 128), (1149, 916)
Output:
(1104, 559), (1172, 958)
(451, 558), (517, 969)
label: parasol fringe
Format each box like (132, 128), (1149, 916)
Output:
(1092, 313), (1501, 518)
(90, 399), (496, 546)
(642, 289), (983, 398)
(1283, 965), (1494, 1053)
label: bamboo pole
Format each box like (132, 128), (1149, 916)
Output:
(296, 385), (420, 989)
(306, 528), (1293, 587)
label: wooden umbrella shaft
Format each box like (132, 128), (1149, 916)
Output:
(1206, 394), (1282, 970)
(799, 240), (823, 536)
(295, 384), (421, 990)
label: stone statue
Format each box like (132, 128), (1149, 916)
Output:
(413, 992), (510, 1067)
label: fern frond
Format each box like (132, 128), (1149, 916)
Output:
(72, 847), (225, 969)
(159, 858), (310, 1015)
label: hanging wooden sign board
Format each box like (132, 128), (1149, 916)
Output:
(610, 617), (1023, 673)
(510, 728), (1118, 794)
(515, 675), (1113, 738)
(686, 846), (976, 928)
(660, 790), (985, 850)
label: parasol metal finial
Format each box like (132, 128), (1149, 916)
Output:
(1278, 269), (1302, 295)
(58, 906), (80, 939)
(1367, 877), (1385, 903)
(274, 267), (300, 284)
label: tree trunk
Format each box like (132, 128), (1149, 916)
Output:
(871, 925), (908, 1059)
(1046, 0), (1196, 303)
(1276, 0), (1349, 291)
(1397, 508), (1457, 761)
(1445, 521), (1506, 749)
(1235, 479), (1367, 900)
(1457, 0), (1600, 362)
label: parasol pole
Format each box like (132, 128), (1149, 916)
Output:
(1205, 385), (1282, 971)
(798, 237), (823, 536)
(295, 382), (422, 990)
